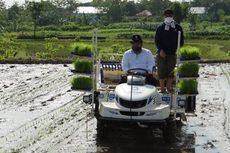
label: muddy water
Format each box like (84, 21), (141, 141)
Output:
(50, 116), (195, 153)
(0, 64), (230, 153)
(95, 125), (195, 153)
(186, 63), (230, 153)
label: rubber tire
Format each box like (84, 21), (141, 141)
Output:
(96, 120), (108, 140)
(162, 119), (176, 142)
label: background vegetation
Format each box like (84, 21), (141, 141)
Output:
(0, 0), (230, 62)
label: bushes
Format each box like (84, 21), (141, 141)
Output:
(227, 51), (230, 56)
(0, 38), (23, 60)
(40, 25), (60, 31)
(71, 76), (92, 90)
(178, 46), (200, 60)
(60, 24), (93, 31)
(72, 43), (92, 56)
(17, 31), (61, 39)
(104, 22), (160, 31)
(176, 80), (198, 94)
(178, 62), (199, 77)
(186, 30), (230, 40)
(117, 32), (153, 39)
(73, 59), (93, 73)
(224, 16), (230, 25)
(61, 24), (80, 31)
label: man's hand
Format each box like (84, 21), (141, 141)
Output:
(160, 49), (166, 58)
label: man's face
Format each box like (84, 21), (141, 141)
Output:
(132, 41), (142, 53)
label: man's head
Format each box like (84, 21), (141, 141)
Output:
(130, 35), (143, 54)
(164, 9), (174, 17)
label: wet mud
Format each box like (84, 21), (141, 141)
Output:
(0, 64), (229, 152)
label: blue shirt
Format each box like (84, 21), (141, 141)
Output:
(122, 48), (155, 72)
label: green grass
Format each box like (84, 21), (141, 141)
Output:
(178, 62), (199, 77)
(71, 76), (92, 90)
(1, 29), (230, 62)
(176, 80), (198, 94)
(73, 59), (93, 73)
(71, 43), (92, 56)
(186, 40), (230, 60)
(178, 46), (200, 60)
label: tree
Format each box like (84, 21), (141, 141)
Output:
(28, 2), (43, 38)
(189, 14), (198, 31)
(106, 0), (123, 22)
(192, 0), (218, 7)
(36, 1), (63, 26)
(7, 3), (21, 32)
(0, 0), (6, 32)
(50, 0), (79, 23)
(93, 0), (123, 22)
(217, 9), (225, 22)
(50, 0), (78, 8)
(149, 0), (171, 16)
(172, 2), (185, 23)
(123, 1), (137, 16)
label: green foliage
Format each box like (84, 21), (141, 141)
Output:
(186, 30), (230, 40)
(17, 31), (62, 39)
(178, 62), (199, 77)
(172, 2), (184, 24)
(111, 44), (127, 53)
(117, 32), (153, 39)
(176, 80), (198, 94)
(99, 43), (127, 61)
(224, 16), (230, 25)
(35, 52), (51, 59)
(7, 3), (20, 32)
(227, 51), (230, 56)
(36, 37), (64, 59)
(73, 59), (93, 73)
(104, 22), (160, 31)
(40, 25), (60, 31)
(188, 14), (198, 31)
(178, 46), (200, 60)
(71, 76), (92, 90)
(72, 43), (92, 56)
(0, 37), (23, 60)
(61, 24), (80, 31)
(28, 1), (43, 37)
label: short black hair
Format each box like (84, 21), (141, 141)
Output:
(164, 9), (173, 15)
(130, 35), (143, 43)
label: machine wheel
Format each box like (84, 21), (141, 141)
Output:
(96, 119), (108, 139)
(162, 118), (176, 142)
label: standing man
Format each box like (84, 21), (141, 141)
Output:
(155, 9), (184, 93)
(122, 34), (155, 73)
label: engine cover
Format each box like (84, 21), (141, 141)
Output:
(115, 83), (157, 101)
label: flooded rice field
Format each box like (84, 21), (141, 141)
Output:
(0, 64), (230, 153)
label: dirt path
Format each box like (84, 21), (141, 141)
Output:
(0, 64), (229, 153)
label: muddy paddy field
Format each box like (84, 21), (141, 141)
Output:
(0, 63), (230, 153)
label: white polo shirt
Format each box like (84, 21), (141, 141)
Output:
(122, 48), (155, 72)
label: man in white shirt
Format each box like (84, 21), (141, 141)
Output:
(122, 35), (155, 73)
(121, 35), (156, 85)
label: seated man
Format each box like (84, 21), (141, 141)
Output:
(121, 35), (156, 85)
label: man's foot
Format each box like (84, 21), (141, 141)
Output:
(159, 90), (168, 94)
